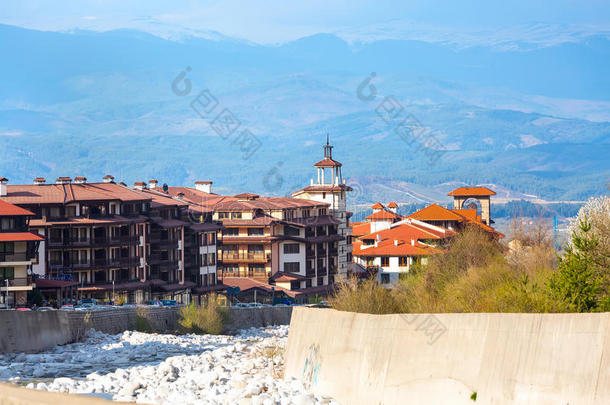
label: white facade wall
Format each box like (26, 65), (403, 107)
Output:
(199, 243), (217, 276)
(278, 240), (306, 275)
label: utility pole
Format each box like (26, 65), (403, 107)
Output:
(5, 279), (9, 309)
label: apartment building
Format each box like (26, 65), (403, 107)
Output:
(0, 184), (43, 308)
(0, 176), (222, 304)
(167, 182), (343, 293)
(0, 176), (152, 302)
(134, 181), (221, 302)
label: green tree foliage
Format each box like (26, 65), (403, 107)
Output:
(550, 217), (607, 311)
(177, 294), (230, 335)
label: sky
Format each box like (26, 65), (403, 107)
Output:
(1, 0), (609, 44)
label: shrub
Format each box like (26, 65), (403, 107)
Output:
(135, 312), (154, 333)
(178, 294), (230, 334)
(330, 277), (405, 314)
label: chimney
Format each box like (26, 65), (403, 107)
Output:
(394, 239), (398, 246)
(103, 175), (115, 183)
(149, 179), (158, 189)
(134, 181), (146, 191)
(195, 181), (212, 194)
(56, 177), (72, 185)
(388, 202), (398, 214)
(33, 177), (46, 185)
(411, 239), (415, 246)
(74, 176), (87, 184)
(0, 177), (8, 197)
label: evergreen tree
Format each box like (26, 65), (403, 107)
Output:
(550, 217), (604, 311)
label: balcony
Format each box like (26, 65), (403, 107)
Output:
(305, 249), (316, 258)
(109, 235), (140, 245)
(316, 248), (327, 256)
(0, 277), (33, 288)
(150, 238), (179, 249)
(221, 252), (270, 263)
(0, 252), (34, 263)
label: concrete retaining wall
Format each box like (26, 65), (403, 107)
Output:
(284, 308), (610, 405)
(1, 306), (292, 353)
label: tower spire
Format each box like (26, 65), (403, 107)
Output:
(323, 134), (333, 159)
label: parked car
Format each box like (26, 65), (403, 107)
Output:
(59, 305), (75, 311)
(234, 303), (249, 308)
(15, 307), (31, 311)
(36, 306), (56, 311)
(144, 300), (162, 306)
(161, 299), (178, 306)
(246, 302), (263, 307)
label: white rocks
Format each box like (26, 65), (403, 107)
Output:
(0, 325), (337, 405)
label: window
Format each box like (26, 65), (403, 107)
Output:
(399, 257), (409, 267)
(283, 243), (300, 254)
(0, 242), (14, 255)
(248, 228), (264, 236)
(284, 262), (300, 273)
(302, 209), (310, 218)
(1, 218), (15, 231)
(0, 267), (14, 279)
(230, 212), (242, 219)
(223, 264), (238, 273)
(223, 228), (239, 236)
(66, 206), (76, 217)
(290, 280), (300, 290)
(202, 253), (208, 266)
(380, 274), (390, 284)
(209, 253), (216, 265)
(319, 208), (327, 216)
(249, 264), (265, 273)
(381, 256), (390, 266)
(283, 210), (295, 220)
(208, 233), (216, 245)
(248, 245), (264, 254)
(305, 279), (312, 288)
(366, 257), (375, 266)
(218, 212), (230, 219)
(284, 226), (300, 236)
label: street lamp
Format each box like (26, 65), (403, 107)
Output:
(4, 279), (9, 309)
(112, 279), (115, 304)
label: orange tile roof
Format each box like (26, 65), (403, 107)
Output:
(360, 221), (454, 242)
(0, 200), (35, 216)
(365, 209), (402, 221)
(448, 186), (496, 196)
(137, 188), (188, 208)
(167, 186), (327, 211)
(451, 208), (478, 222)
(353, 221), (452, 257)
(371, 202), (384, 209)
(314, 158), (342, 167)
(2, 182), (151, 205)
(222, 277), (296, 297)
(0, 232), (44, 242)
(408, 204), (466, 222)
(292, 184), (352, 194)
(351, 222), (371, 237)
(353, 240), (442, 257)
(387, 202), (398, 208)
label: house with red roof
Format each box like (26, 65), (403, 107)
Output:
(352, 218), (454, 284)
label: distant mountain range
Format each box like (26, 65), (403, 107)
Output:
(0, 24), (608, 204)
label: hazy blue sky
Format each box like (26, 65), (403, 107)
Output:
(2, 0), (609, 43)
